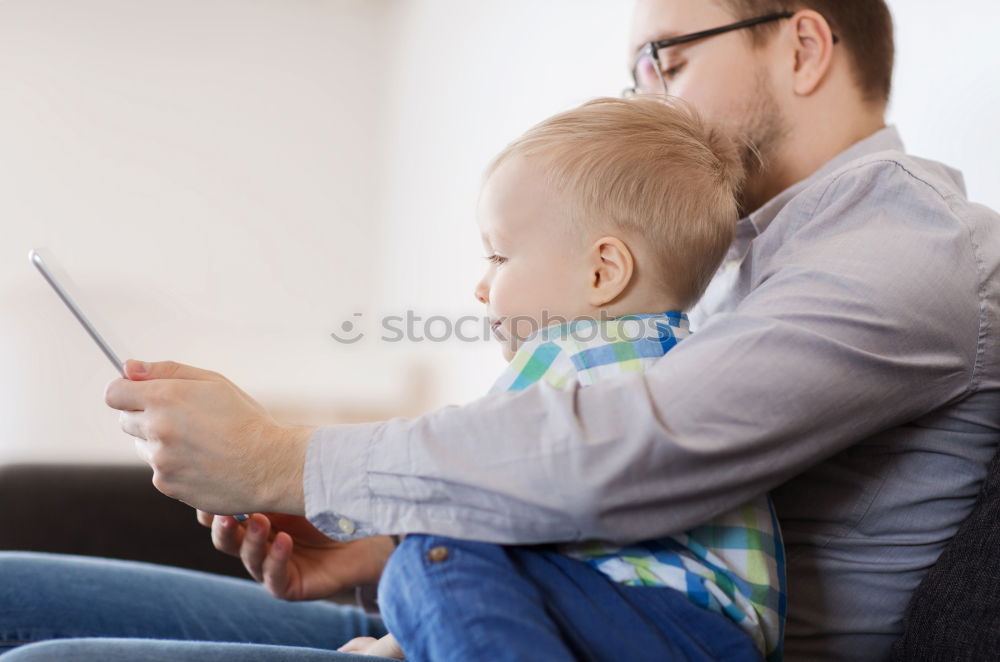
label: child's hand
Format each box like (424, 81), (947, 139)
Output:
(338, 633), (405, 659)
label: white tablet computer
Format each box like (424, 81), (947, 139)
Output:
(28, 248), (126, 377)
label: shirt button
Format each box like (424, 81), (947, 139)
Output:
(426, 546), (449, 563)
(337, 517), (356, 535)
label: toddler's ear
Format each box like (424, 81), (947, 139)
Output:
(588, 236), (634, 307)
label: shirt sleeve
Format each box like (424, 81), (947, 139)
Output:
(305, 160), (982, 543)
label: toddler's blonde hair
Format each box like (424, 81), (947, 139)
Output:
(486, 97), (745, 309)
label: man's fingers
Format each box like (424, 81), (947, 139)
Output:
(105, 379), (154, 412)
(123, 359), (225, 383)
(121, 410), (175, 444)
(120, 411), (145, 438)
(107, 360), (226, 412)
(240, 514), (271, 583)
(211, 514), (246, 557)
(133, 438), (154, 464)
(196, 509), (214, 528)
(261, 531), (293, 599)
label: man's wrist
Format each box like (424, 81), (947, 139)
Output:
(262, 423), (316, 515)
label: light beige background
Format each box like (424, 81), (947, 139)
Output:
(1, 0), (997, 464)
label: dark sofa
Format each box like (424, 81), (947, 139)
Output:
(890, 446), (1000, 660)
(0, 464), (247, 579)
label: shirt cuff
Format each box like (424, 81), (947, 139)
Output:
(303, 421), (384, 541)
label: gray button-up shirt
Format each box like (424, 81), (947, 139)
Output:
(305, 127), (1000, 661)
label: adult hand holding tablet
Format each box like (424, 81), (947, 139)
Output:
(27, 247), (297, 522)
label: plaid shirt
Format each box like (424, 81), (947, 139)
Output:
(489, 313), (786, 660)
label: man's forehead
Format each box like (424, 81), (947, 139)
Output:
(629, 0), (733, 54)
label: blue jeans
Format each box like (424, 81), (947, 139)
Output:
(0, 552), (391, 661)
(379, 535), (763, 662)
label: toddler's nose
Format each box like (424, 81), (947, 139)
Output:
(474, 280), (489, 305)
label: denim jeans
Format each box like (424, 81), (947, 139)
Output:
(1, 542), (763, 662)
(0, 552), (391, 661)
(379, 535), (763, 662)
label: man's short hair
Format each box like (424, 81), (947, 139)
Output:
(486, 97), (744, 310)
(719, 0), (895, 103)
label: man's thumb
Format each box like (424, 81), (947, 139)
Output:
(124, 359), (216, 382)
(123, 359), (152, 380)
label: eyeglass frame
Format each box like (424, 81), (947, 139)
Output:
(626, 11), (840, 97)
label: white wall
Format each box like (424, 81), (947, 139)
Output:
(0, 0), (404, 463)
(888, 0), (1000, 211)
(1, 1), (997, 464)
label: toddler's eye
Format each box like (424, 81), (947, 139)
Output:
(484, 254), (507, 265)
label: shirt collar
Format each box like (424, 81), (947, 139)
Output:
(745, 125), (905, 236)
(616, 311), (687, 321)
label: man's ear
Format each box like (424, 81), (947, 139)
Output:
(788, 9), (837, 97)
(588, 236), (634, 307)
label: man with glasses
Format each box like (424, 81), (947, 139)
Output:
(5, 1), (1000, 661)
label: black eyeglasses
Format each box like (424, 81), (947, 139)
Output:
(625, 11), (839, 97)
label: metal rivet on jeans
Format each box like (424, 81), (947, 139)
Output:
(426, 546), (449, 563)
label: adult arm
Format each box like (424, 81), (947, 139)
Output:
(306, 161), (982, 543)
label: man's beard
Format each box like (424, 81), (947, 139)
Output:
(734, 70), (790, 213)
